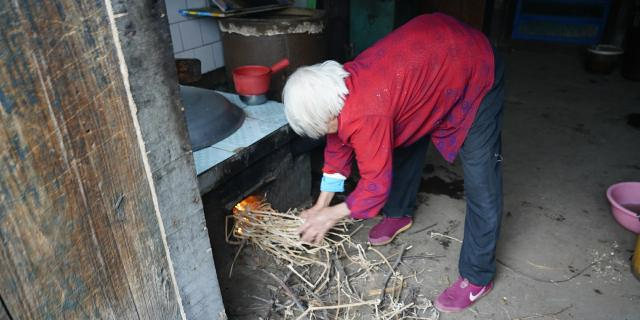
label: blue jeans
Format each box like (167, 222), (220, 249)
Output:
(382, 50), (505, 286)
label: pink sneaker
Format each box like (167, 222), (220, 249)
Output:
(368, 217), (413, 245)
(435, 277), (493, 313)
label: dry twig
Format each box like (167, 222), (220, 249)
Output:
(295, 300), (380, 320)
(510, 305), (572, 320)
(379, 244), (408, 306)
(429, 232), (462, 243)
(261, 269), (306, 311)
(225, 199), (439, 320)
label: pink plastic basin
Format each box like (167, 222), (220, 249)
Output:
(606, 182), (640, 234)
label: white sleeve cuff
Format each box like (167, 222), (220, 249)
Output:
(323, 172), (347, 180)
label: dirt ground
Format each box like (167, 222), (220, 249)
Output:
(209, 49), (640, 320)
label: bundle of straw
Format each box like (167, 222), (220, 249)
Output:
(225, 197), (440, 320)
(226, 197), (352, 267)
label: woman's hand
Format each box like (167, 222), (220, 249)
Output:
(300, 206), (322, 220)
(298, 203), (350, 245)
(300, 191), (335, 219)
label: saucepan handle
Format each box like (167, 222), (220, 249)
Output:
(270, 58), (290, 74)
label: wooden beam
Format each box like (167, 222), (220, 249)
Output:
(107, 1), (226, 319)
(0, 296), (10, 320)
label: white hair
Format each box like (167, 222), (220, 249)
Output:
(282, 60), (350, 139)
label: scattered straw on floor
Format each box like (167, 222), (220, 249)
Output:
(226, 198), (440, 320)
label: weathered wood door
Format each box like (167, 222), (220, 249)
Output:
(1, 299), (9, 320)
(0, 1), (224, 319)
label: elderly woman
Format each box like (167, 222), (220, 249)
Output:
(283, 13), (504, 313)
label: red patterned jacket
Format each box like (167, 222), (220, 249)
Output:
(322, 13), (495, 219)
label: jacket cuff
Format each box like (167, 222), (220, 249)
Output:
(320, 174), (346, 192)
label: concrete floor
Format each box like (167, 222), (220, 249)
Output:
(216, 49), (640, 320)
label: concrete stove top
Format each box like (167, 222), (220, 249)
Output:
(192, 91), (292, 194)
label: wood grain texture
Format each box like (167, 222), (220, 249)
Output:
(0, 297), (10, 320)
(111, 1), (226, 319)
(0, 1), (180, 319)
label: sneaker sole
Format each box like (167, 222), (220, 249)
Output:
(369, 221), (413, 246)
(434, 286), (492, 313)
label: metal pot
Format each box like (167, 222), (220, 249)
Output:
(586, 45), (624, 74)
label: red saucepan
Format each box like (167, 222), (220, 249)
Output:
(232, 58), (290, 105)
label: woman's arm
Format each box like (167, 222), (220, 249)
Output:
(323, 133), (354, 177)
(298, 203), (351, 244)
(314, 191), (335, 209)
(301, 133), (353, 218)
(344, 116), (394, 219)
(301, 191), (335, 219)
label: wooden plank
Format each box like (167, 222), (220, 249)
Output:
(0, 297), (10, 320)
(111, 1), (226, 318)
(0, 1), (181, 319)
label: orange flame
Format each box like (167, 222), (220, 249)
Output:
(232, 195), (264, 238)
(233, 195), (263, 215)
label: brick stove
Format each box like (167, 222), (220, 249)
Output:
(188, 90), (315, 277)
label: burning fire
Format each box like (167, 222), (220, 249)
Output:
(233, 195), (263, 215)
(232, 195), (264, 237)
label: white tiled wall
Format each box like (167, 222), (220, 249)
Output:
(165, 0), (225, 73)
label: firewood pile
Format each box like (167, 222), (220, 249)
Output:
(226, 197), (440, 320)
